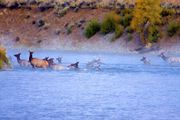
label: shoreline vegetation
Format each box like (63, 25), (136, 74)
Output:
(0, 0), (179, 56)
(0, 46), (10, 69)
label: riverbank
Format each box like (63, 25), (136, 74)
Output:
(0, 1), (179, 54)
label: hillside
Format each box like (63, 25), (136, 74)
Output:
(0, 0), (179, 53)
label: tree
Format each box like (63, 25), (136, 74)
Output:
(131, 0), (162, 44)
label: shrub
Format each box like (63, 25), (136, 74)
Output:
(167, 21), (180, 37)
(115, 25), (124, 39)
(85, 19), (100, 38)
(147, 26), (160, 43)
(120, 8), (133, 16)
(67, 26), (72, 35)
(126, 26), (134, 33)
(161, 8), (175, 17)
(70, 2), (77, 8)
(55, 6), (69, 17)
(101, 17), (115, 34)
(120, 14), (133, 28)
(0, 47), (9, 69)
(101, 12), (121, 34)
(111, 25), (124, 42)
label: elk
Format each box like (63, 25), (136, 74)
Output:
(47, 58), (65, 71)
(29, 51), (49, 69)
(14, 53), (30, 67)
(68, 62), (79, 69)
(56, 57), (62, 64)
(86, 58), (102, 70)
(158, 53), (180, 64)
(140, 57), (150, 65)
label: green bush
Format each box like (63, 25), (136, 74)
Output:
(0, 47), (9, 69)
(120, 14), (133, 28)
(101, 17), (115, 34)
(85, 20), (100, 38)
(101, 12), (121, 34)
(120, 8), (133, 16)
(115, 25), (124, 39)
(70, 2), (77, 8)
(148, 34), (159, 43)
(147, 26), (160, 43)
(56, 6), (69, 17)
(167, 21), (180, 37)
(67, 26), (72, 35)
(111, 25), (124, 42)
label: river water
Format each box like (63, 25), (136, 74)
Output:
(0, 50), (180, 120)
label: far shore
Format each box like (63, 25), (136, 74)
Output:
(0, 1), (179, 54)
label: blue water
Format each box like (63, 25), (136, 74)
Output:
(0, 50), (180, 120)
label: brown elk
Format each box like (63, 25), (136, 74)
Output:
(29, 51), (49, 69)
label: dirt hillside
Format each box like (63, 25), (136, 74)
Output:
(0, 1), (179, 53)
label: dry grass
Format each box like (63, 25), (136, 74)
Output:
(0, 46), (9, 69)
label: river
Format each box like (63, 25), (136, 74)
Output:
(0, 50), (180, 120)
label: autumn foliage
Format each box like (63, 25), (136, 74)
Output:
(131, 0), (162, 44)
(0, 46), (9, 69)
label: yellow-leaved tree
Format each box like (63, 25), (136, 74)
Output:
(131, 0), (162, 44)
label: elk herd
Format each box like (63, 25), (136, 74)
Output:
(13, 51), (102, 71)
(13, 51), (180, 71)
(141, 52), (180, 65)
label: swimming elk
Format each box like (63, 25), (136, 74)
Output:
(158, 53), (180, 63)
(68, 62), (79, 69)
(47, 58), (65, 71)
(140, 57), (150, 65)
(86, 58), (102, 70)
(56, 57), (62, 64)
(29, 51), (49, 68)
(14, 53), (31, 67)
